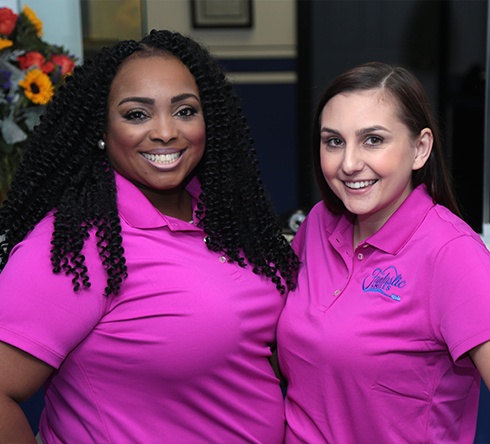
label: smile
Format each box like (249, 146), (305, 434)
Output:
(344, 180), (378, 189)
(141, 151), (184, 164)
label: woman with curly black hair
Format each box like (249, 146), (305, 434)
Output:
(0, 30), (298, 443)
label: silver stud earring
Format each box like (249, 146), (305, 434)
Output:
(97, 139), (106, 150)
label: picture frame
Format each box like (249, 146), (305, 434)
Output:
(81, 0), (147, 59)
(191, 0), (253, 29)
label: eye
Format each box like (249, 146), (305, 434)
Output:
(123, 109), (149, 121)
(175, 106), (198, 118)
(365, 136), (383, 146)
(323, 137), (344, 148)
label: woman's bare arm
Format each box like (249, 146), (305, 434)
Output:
(0, 341), (53, 443)
(470, 340), (490, 390)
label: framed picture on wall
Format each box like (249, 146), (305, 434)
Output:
(81, 0), (147, 59)
(191, 0), (253, 29)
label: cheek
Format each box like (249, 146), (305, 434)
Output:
(105, 127), (141, 166)
(189, 123), (206, 147)
(107, 124), (142, 146)
(186, 125), (206, 162)
(320, 150), (335, 180)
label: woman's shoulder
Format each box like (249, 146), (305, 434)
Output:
(10, 210), (105, 286)
(301, 201), (345, 235)
(430, 204), (485, 244)
(292, 201), (344, 251)
(306, 201), (341, 221)
(11, 211), (57, 252)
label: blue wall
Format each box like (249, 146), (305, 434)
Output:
(234, 82), (298, 216)
(476, 385), (490, 442)
(220, 58), (299, 217)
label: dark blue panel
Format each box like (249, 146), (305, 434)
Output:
(475, 383), (490, 443)
(232, 82), (298, 216)
(20, 387), (44, 434)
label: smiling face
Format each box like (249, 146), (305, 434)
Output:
(105, 54), (206, 207)
(319, 89), (432, 238)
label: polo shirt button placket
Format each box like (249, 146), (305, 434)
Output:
(333, 289), (341, 297)
(357, 253), (364, 260)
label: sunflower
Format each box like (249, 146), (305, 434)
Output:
(0, 38), (13, 50)
(19, 68), (54, 105)
(22, 5), (43, 37)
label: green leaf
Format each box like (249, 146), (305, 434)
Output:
(19, 106), (44, 130)
(1, 115), (27, 145)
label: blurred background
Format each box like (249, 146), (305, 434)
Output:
(2, 0), (490, 441)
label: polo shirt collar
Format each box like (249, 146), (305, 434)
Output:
(115, 171), (202, 230)
(363, 185), (435, 254)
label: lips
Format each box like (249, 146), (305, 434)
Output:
(141, 150), (184, 165)
(344, 179), (378, 189)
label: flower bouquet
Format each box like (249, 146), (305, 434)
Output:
(0, 5), (77, 203)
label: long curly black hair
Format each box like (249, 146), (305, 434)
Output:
(0, 29), (298, 296)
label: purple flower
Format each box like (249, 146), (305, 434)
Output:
(0, 68), (12, 90)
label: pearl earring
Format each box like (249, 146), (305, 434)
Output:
(97, 139), (106, 150)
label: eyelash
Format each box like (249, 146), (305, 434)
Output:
(176, 106), (198, 118)
(322, 136), (383, 147)
(365, 136), (383, 145)
(323, 137), (343, 148)
(122, 106), (198, 122)
(123, 110), (148, 121)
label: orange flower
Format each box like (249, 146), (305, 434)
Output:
(51, 54), (75, 76)
(19, 68), (54, 105)
(22, 5), (42, 36)
(0, 37), (13, 50)
(0, 7), (17, 36)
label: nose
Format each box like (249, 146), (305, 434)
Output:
(341, 145), (364, 175)
(149, 115), (178, 143)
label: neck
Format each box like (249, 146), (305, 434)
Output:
(353, 222), (362, 249)
(353, 217), (380, 249)
(142, 186), (193, 221)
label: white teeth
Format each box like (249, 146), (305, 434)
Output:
(344, 180), (377, 189)
(142, 152), (182, 164)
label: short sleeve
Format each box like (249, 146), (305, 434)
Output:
(0, 216), (109, 368)
(430, 235), (490, 362)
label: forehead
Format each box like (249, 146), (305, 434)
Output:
(321, 89), (402, 124)
(110, 55), (198, 96)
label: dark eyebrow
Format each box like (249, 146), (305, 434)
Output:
(117, 97), (154, 106)
(171, 93), (200, 104)
(320, 127), (340, 135)
(355, 126), (388, 136)
(117, 93), (200, 107)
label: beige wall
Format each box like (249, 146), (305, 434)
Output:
(145, 0), (296, 58)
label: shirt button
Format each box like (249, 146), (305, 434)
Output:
(219, 256), (226, 263)
(357, 253), (364, 260)
(334, 289), (341, 297)
(363, 244), (369, 249)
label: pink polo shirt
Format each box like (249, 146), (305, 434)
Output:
(277, 185), (490, 443)
(0, 172), (286, 443)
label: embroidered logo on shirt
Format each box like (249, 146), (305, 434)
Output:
(362, 266), (406, 302)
